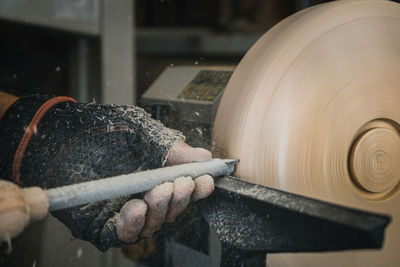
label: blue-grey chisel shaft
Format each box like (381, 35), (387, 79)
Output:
(46, 158), (238, 211)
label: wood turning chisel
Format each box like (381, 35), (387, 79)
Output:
(0, 158), (238, 242)
(46, 158), (238, 211)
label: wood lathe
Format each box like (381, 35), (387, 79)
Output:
(139, 1), (400, 266)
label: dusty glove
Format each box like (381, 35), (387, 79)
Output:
(0, 94), (212, 251)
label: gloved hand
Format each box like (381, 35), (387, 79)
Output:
(0, 94), (214, 251)
(116, 140), (214, 243)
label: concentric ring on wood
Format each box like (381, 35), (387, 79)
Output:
(349, 120), (400, 200)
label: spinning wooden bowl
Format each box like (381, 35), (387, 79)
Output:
(212, 0), (400, 266)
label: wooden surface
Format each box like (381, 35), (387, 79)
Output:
(0, 91), (18, 119)
(0, 181), (48, 242)
(212, 0), (400, 266)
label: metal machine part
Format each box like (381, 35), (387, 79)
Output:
(128, 176), (389, 267)
(141, 66), (234, 149)
(198, 176), (389, 267)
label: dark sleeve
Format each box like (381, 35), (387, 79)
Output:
(0, 94), (184, 251)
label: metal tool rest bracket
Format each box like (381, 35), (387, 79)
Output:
(133, 176), (390, 267)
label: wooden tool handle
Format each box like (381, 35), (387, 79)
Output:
(0, 180), (48, 242)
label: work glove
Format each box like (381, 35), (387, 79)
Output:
(0, 94), (214, 251)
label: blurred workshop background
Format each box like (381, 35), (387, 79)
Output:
(0, 0), (333, 106)
(2, 1), (398, 267)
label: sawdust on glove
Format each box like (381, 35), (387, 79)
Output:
(0, 94), (184, 251)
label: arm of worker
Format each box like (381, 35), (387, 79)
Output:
(0, 91), (214, 251)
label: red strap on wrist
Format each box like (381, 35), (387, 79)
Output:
(12, 96), (77, 186)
